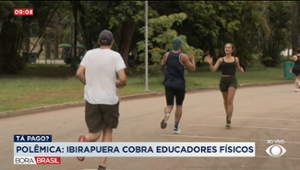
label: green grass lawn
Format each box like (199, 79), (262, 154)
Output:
(0, 64), (293, 112)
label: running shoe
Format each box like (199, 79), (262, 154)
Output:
(77, 135), (87, 161)
(173, 128), (181, 134)
(98, 166), (106, 170)
(160, 113), (170, 129)
(226, 120), (231, 128)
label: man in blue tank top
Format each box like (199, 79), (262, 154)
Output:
(160, 37), (196, 134)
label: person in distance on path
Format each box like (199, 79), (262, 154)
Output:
(160, 37), (196, 134)
(291, 47), (300, 92)
(76, 29), (127, 170)
(205, 43), (244, 128)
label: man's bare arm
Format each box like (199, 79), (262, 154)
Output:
(161, 52), (169, 67)
(292, 55), (298, 61)
(76, 65), (86, 85)
(116, 69), (127, 88)
(181, 53), (196, 71)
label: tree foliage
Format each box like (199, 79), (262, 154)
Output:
(136, 13), (204, 74)
(260, 2), (292, 67)
(0, 1), (299, 74)
(229, 1), (272, 69)
(0, 1), (33, 73)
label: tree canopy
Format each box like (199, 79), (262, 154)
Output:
(0, 1), (299, 74)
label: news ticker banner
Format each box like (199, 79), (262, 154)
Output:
(14, 135), (255, 157)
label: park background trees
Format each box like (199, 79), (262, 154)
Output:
(0, 1), (299, 74)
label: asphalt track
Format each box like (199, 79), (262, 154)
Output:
(0, 84), (299, 170)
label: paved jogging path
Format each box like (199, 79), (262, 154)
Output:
(0, 84), (299, 170)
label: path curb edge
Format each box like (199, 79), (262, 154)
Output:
(0, 81), (293, 119)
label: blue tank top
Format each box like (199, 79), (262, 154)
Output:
(163, 51), (185, 89)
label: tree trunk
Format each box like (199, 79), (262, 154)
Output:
(54, 34), (58, 59)
(132, 48), (138, 61)
(118, 16), (135, 74)
(26, 25), (30, 52)
(72, 2), (78, 58)
(291, 2), (299, 55)
(71, 26), (73, 46)
(37, 43), (43, 59)
(77, 1), (93, 50)
(45, 36), (51, 64)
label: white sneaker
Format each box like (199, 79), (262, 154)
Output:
(295, 89), (298, 92)
(173, 128), (181, 134)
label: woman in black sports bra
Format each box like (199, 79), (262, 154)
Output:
(205, 43), (244, 128)
(292, 47), (300, 92)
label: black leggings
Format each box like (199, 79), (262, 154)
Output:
(165, 86), (186, 106)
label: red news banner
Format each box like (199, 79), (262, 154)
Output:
(14, 8), (33, 16)
(15, 157), (61, 165)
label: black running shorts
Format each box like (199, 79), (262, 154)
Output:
(164, 86), (186, 106)
(219, 75), (238, 92)
(292, 67), (300, 76)
(85, 101), (120, 133)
